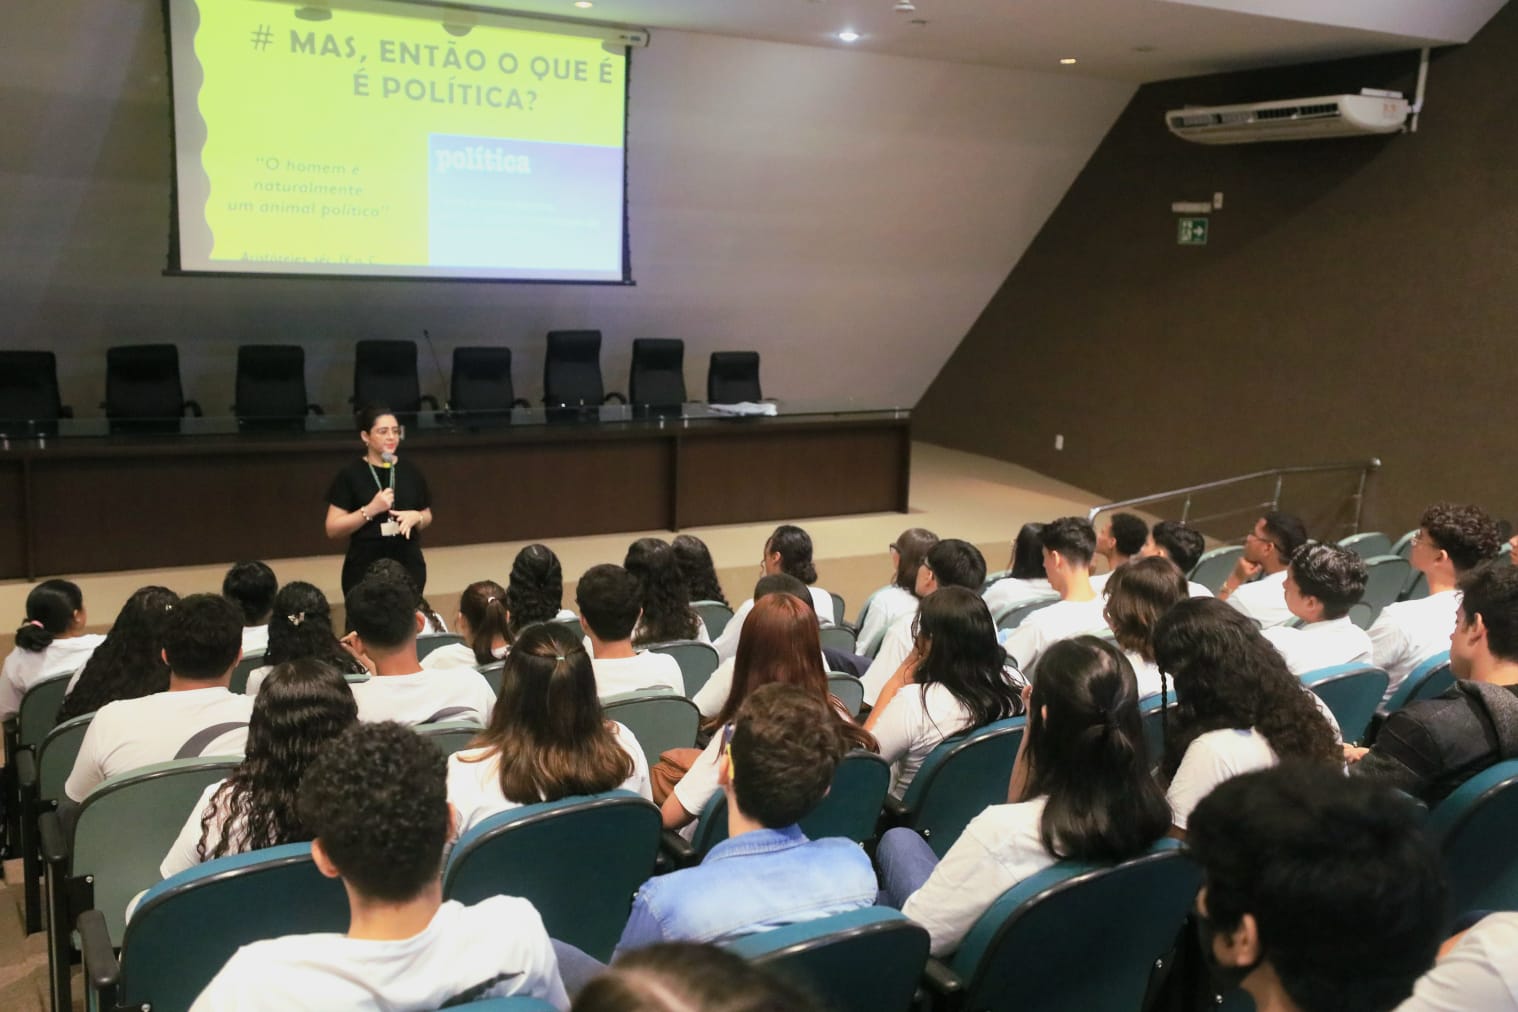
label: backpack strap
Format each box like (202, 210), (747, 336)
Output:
(175, 721), (249, 760)
(423, 706), (473, 725)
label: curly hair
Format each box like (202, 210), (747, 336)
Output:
(673, 534), (728, 607)
(765, 525), (818, 585)
(297, 720), (449, 903)
(264, 582), (364, 675)
(57, 586), (178, 723)
(1421, 502), (1501, 574)
(1103, 557), (1189, 661)
(1153, 598), (1339, 782)
(505, 543), (565, 639)
(198, 659), (358, 861)
(624, 537), (700, 645)
(1289, 542), (1367, 619)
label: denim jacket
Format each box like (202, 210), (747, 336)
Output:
(612, 825), (876, 956)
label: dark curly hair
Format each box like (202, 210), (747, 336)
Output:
(624, 537), (700, 645)
(58, 586), (178, 723)
(765, 525), (818, 585)
(1289, 542), (1367, 620)
(1421, 502), (1501, 574)
(673, 534), (728, 607)
(297, 720), (449, 903)
(1152, 598), (1339, 782)
(264, 582), (364, 675)
(506, 543), (565, 639)
(198, 660), (358, 861)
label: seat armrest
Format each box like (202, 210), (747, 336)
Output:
(183, 400), (203, 417)
(38, 810), (68, 867)
(659, 829), (699, 868)
(882, 795), (911, 821)
(921, 957), (964, 1003)
(15, 748), (36, 793)
(603, 392), (628, 405)
(420, 394), (440, 410)
(79, 908), (121, 1002)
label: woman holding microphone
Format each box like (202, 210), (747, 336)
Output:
(325, 406), (433, 595)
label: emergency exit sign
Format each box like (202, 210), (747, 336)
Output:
(1178, 217), (1209, 245)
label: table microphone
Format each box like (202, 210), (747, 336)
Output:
(422, 328), (450, 411)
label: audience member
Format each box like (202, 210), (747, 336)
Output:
(2, 579), (104, 720)
(507, 543), (576, 639)
(1261, 542), (1372, 674)
(866, 587), (1020, 799)
(575, 565), (682, 699)
(190, 721), (568, 1010)
(58, 586), (178, 722)
(671, 534), (729, 608)
(1152, 598), (1339, 834)
(1004, 517), (1108, 674)
(624, 538), (708, 647)
(861, 539), (987, 705)
(1371, 503), (1500, 700)
(983, 523), (1053, 615)
(1089, 512), (1148, 592)
(1102, 556), (1190, 697)
(1140, 520), (1214, 597)
(1349, 562), (1518, 804)
(1395, 913), (1518, 1012)
(420, 580), (510, 671)
(1218, 511), (1308, 628)
(571, 942), (823, 1012)
(161, 659), (358, 877)
(340, 577), (495, 726)
(692, 574), (824, 718)
(363, 558), (447, 633)
(855, 528), (939, 658)
(223, 561), (277, 655)
(65, 594), (253, 804)
(244, 582), (365, 696)
(448, 623), (650, 833)
(712, 525), (834, 661)
(1187, 764), (1446, 1012)
(879, 637), (1169, 956)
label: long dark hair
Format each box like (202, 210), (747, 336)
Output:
(1020, 637), (1171, 859)
(1008, 523), (1047, 579)
(58, 586), (177, 722)
(461, 623), (633, 804)
(710, 594), (875, 752)
(892, 528), (939, 591)
(765, 525), (818, 584)
(16, 579), (83, 652)
(1153, 598), (1340, 782)
(459, 580), (510, 664)
(625, 538), (700, 645)
(912, 587), (1021, 728)
(1103, 557), (1189, 663)
(264, 582), (363, 674)
(197, 659), (358, 860)
(506, 544), (564, 639)
(673, 535), (728, 607)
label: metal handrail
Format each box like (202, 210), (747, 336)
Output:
(1088, 458), (1381, 535)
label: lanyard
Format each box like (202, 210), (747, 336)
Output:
(367, 461), (396, 494)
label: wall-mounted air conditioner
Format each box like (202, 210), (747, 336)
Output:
(1166, 92), (1410, 144)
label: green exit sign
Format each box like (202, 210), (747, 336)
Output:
(1178, 217), (1209, 245)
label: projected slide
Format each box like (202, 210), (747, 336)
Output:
(166, 0), (629, 281)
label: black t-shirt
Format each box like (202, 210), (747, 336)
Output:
(326, 457), (432, 544)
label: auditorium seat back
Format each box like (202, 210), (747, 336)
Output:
(727, 907), (929, 1012)
(889, 716), (1027, 857)
(602, 692), (700, 769)
(1428, 757), (1518, 915)
(1301, 663), (1389, 745)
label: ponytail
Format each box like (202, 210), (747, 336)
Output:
(17, 579), (83, 653)
(459, 581), (509, 665)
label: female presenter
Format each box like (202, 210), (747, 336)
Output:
(325, 407), (433, 595)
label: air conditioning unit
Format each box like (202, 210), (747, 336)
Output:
(1166, 93), (1410, 145)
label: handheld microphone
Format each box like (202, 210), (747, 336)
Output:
(381, 451), (396, 465)
(422, 329), (450, 411)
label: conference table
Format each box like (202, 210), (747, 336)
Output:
(0, 402), (911, 579)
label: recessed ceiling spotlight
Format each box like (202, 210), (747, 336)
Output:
(574, 1), (593, 7)
(1059, 57), (1078, 65)
(837, 30), (861, 42)
(893, 1), (916, 11)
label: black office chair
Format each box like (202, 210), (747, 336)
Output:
(450, 347), (528, 421)
(628, 339), (686, 412)
(103, 344), (201, 434)
(232, 345), (323, 431)
(707, 351), (762, 403)
(0, 351), (72, 436)
(352, 340), (437, 428)
(543, 330), (625, 410)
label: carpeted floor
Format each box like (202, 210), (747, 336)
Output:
(0, 857), (58, 1012)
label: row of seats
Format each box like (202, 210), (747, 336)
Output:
(0, 333), (764, 434)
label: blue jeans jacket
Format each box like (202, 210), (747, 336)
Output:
(613, 825), (877, 957)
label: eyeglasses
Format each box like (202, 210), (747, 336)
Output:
(1245, 531), (1282, 555)
(369, 425), (405, 438)
(888, 543), (899, 553)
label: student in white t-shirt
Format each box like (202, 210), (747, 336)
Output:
(161, 659), (358, 880)
(711, 525), (835, 662)
(243, 582), (366, 697)
(878, 636), (1170, 956)
(223, 561), (277, 658)
(1396, 913), (1518, 1012)
(854, 529), (939, 658)
(58, 586), (179, 724)
(191, 721), (568, 1011)
(1139, 520), (1216, 599)
(983, 523), (1054, 616)
(339, 577), (496, 726)
(671, 534), (731, 613)
(1102, 556), (1191, 699)
(1089, 512), (1148, 595)
(865, 587), (1021, 801)
(1, 579), (105, 721)
(861, 539), (988, 707)
(1005, 517), (1110, 676)
(1218, 511), (1309, 629)
(1152, 598), (1341, 835)
(65, 594), (255, 806)
(1370, 503), (1500, 701)
(420, 580), (511, 672)
(504, 544), (579, 641)
(1262, 543), (1374, 675)
(574, 564), (683, 699)
(694, 574), (831, 718)
(625, 538), (712, 648)
(448, 623), (651, 833)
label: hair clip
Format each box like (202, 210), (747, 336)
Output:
(27, 619), (44, 629)
(486, 596), (498, 604)
(554, 654), (567, 662)
(288, 612), (305, 627)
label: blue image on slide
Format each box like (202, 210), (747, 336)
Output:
(427, 134), (623, 277)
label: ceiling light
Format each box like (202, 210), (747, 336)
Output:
(1059, 57), (1078, 65)
(893, 1), (917, 11)
(574, 1), (593, 7)
(837, 30), (861, 42)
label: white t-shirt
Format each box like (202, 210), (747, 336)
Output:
(65, 687), (253, 802)
(161, 778), (243, 879)
(446, 722), (652, 833)
(1227, 570), (1292, 628)
(872, 683), (978, 801)
(1188, 581), (1215, 599)
(1125, 652), (1165, 699)
(190, 896), (569, 1011)
(1262, 616), (1374, 676)
(421, 642), (508, 672)
(348, 669), (497, 726)
(855, 585), (917, 658)
(860, 610), (919, 707)
(1166, 728), (1277, 830)
(1394, 912), (1518, 1012)
(672, 728), (727, 829)
(241, 625), (269, 656)
(1004, 597), (1109, 675)
(1370, 590), (1459, 701)
(983, 577), (1054, 616)
(711, 589), (831, 662)
(243, 665), (275, 697)
(590, 652), (683, 700)
(0, 633), (105, 720)
(693, 650), (833, 718)
(903, 796), (1054, 956)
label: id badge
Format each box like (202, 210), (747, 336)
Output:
(379, 520), (401, 538)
